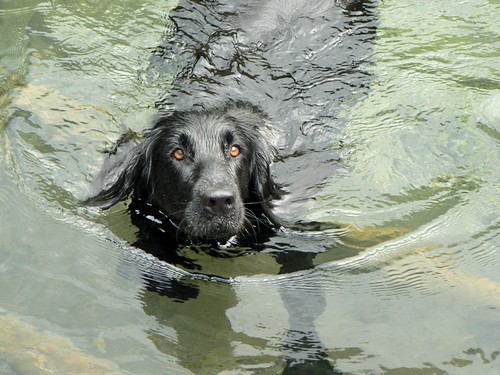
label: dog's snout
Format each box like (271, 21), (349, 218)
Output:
(202, 190), (235, 215)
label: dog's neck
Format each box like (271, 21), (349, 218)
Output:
(129, 196), (275, 251)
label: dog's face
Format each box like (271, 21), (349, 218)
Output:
(85, 102), (282, 242)
(149, 111), (253, 240)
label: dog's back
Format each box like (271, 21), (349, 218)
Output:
(152, 0), (377, 153)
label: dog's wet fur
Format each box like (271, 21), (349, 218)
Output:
(84, 101), (283, 243)
(85, 0), (378, 247)
(84, 1), (378, 372)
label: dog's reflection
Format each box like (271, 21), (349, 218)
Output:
(136, 249), (339, 374)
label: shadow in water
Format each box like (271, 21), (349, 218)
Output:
(130, 216), (344, 372)
(138, 266), (340, 374)
(278, 253), (341, 374)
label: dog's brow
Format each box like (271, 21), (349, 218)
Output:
(177, 132), (188, 145)
(223, 129), (234, 145)
(178, 133), (195, 152)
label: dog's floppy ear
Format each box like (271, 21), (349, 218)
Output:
(249, 132), (284, 226)
(225, 102), (284, 226)
(83, 143), (145, 209)
(82, 128), (160, 209)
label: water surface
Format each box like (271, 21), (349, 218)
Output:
(0, 0), (498, 373)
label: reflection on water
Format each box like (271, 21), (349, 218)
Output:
(0, 0), (499, 373)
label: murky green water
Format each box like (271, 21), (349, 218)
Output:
(1, 0), (499, 374)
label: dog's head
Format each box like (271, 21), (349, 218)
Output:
(85, 102), (283, 242)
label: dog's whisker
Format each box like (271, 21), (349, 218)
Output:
(243, 217), (258, 242)
(243, 208), (261, 240)
(175, 217), (189, 243)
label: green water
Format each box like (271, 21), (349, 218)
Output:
(0, 0), (498, 373)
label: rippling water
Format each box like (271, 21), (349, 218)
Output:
(0, 0), (498, 373)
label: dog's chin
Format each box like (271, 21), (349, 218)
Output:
(184, 209), (245, 242)
(185, 216), (244, 242)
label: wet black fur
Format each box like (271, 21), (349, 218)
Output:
(84, 101), (283, 242)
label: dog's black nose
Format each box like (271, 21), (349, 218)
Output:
(201, 190), (235, 215)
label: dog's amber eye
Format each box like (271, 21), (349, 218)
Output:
(230, 145), (241, 158)
(172, 148), (185, 161)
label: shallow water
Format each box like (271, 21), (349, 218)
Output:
(0, 0), (499, 374)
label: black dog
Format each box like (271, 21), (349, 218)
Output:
(84, 101), (283, 243)
(85, 0), (377, 250)
(85, 1), (377, 373)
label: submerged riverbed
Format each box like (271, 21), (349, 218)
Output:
(0, 0), (499, 373)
